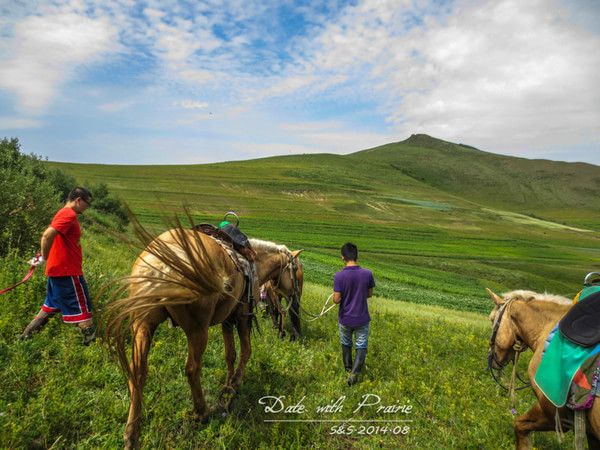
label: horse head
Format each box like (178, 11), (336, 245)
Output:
(486, 288), (572, 370)
(249, 239), (303, 299)
(273, 249), (303, 301)
(486, 288), (521, 369)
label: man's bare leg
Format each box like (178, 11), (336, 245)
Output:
(20, 309), (54, 339)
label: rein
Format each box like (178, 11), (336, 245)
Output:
(271, 251), (301, 314)
(0, 264), (37, 295)
(488, 299), (531, 413)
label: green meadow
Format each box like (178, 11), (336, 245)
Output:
(1, 134), (598, 448)
(49, 134), (600, 313)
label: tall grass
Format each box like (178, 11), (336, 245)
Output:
(0, 253), (575, 448)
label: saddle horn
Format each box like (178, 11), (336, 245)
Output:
(584, 272), (600, 286)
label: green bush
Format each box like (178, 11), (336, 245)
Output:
(0, 138), (129, 256)
(0, 138), (60, 256)
(87, 182), (129, 229)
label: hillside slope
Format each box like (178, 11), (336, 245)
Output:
(352, 134), (600, 229)
(48, 135), (600, 312)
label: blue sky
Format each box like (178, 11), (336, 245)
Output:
(0, 0), (599, 165)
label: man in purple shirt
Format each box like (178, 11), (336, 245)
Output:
(333, 242), (375, 385)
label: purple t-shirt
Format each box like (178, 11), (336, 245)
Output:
(333, 265), (375, 327)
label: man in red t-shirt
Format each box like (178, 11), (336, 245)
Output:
(20, 187), (96, 345)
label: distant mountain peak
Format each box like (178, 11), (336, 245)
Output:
(402, 134), (456, 149)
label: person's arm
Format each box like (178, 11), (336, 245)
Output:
(367, 272), (375, 298)
(333, 292), (342, 304)
(40, 226), (58, 260)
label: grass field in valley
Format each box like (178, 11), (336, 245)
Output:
(0, 253), (581, 449)
(1, 135), (599, 448)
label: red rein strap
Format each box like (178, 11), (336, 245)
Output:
(0, 265), (36, 295)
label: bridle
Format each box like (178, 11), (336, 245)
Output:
(488, 298), (531, 413)
(270, 251), (301, 314)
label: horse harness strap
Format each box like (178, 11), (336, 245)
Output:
(488, 299), (531, 411)
(195, 227), (257, 311)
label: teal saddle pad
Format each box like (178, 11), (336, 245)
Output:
(535, 286), (600, 407)
(535, 328), (600, 407)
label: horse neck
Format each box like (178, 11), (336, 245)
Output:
(254, 250), (287, 284)
(510, 300), (570, 351)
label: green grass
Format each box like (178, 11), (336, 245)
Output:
(0, 258), (577, 449)
(47, 135), (600, 314)
(2, 134), (598, 447)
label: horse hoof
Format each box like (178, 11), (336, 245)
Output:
(192, 412), (210, 424)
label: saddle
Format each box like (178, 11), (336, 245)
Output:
(560, 290), (600, 347)
(193, 223), (259, 328)
(193, 223), (256, 261)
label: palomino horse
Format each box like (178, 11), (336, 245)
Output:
(104, 222), (302, 450)
(261, 259), (303, 340)
(486, 288), (600, 449)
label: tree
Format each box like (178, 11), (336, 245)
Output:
(0, 138), (60, 256)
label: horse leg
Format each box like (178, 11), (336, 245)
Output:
(277, 297), (286, 339)
(587, 432), (600, 450)
(221, 313), (251, 412)
(233, 316), (251, 386)
(219, 321), (237, 411)
(514, 400), (560, 450)
(124, 310), (164, 450)
(184, 326), (210, 422)
(587, 400), (600, 448)
(289, 295), (301, 341)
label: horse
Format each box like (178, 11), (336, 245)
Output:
(260, 259), (303, 340)
(104, 221), (303, 450)
(486, 288), (600, 449)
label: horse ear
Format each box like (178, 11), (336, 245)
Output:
(486, 288), (504, 306)
(291, 249), (304, 258)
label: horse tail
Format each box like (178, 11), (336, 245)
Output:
(103, 209), (233, 380)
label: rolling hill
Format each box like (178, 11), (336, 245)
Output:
(48, 134), (600, 313)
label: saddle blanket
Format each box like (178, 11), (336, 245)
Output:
(535, 327), (600, 407)
(568, 353), (600, 410)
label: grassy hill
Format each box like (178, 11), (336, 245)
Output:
(48, 135), (600, 313)
(353, 134), (600, 230)
(1, 136), (597, 448)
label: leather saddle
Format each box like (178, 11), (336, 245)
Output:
(193, 223), (256, 261)
(559, 291), (600, 347)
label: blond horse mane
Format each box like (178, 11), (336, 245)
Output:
(249, 238), (290, 255)
(501, 289), (571, 305)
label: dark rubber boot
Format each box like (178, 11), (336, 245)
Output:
(80, 324), (96, 346)
(342, 345), (353, 372)
(347, 348), (367, 386)
(19, 315), (50, 340)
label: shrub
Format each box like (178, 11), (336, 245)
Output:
(0, 138), (60, 256)
(87, 182), (129, 229)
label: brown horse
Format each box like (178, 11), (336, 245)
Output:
(260, 259), (303, 340)
(104, 224), (302, 450)
(486, 288), (600, 449)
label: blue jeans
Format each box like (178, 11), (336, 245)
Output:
(339, 323), (370, 349)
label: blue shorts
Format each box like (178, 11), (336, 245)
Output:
(42, 276), (93, 323)
(339, 322), (370, 349)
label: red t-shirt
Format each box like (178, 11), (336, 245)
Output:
(45, 207), (83, 277)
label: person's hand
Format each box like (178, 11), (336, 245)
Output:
(27, 254), (45, 267)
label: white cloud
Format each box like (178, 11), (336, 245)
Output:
(279, 120), (394, 153)
(175, 100), (209, 110)
(0, 116), (43, 129)
(1, 0), (598, 164)
(284, 0), (600, 155)
(98, 100), (135, 112)
(0, 11), (118, 114)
